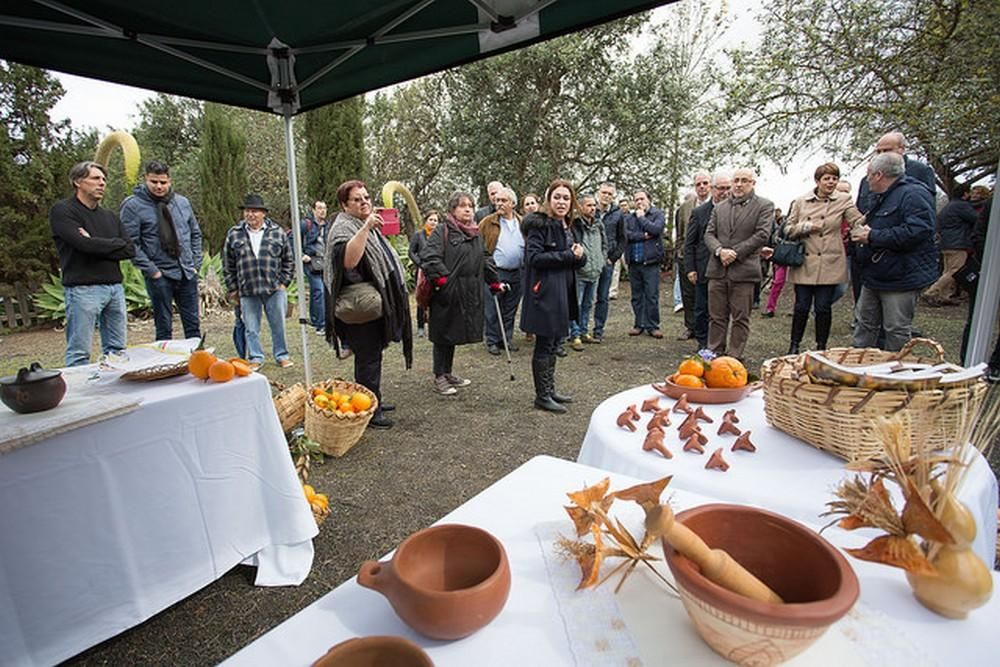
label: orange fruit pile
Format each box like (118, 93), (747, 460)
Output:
(302, 484), (329, 514)
(311, 386), (373, 416)
(187, 338), (252, 384)
(672, 355), (708, 388)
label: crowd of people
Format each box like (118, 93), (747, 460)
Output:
(47, 130), (998, 428)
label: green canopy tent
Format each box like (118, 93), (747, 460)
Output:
(0, 0), (674, 383)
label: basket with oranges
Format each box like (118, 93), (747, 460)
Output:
(304, 379), (379, 457)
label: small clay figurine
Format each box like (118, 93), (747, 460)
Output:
(647, 409), (672, 431)
(678, 419), (702, 440)
(732, 431), (756, 453)
(718, 420), (742, 436)
(722, 408), (740, 424)
(626, 404), (640, 421)
(616, 409), (638, 432)
(672, 394), (693, 414)
(692, 406), (714, 423)
(643, 428), (673, 459)
(678, 412), (699, 432)
(706, 448), (730, 471)
(683, 435), (705, 454)
(641, 396), (661, 413)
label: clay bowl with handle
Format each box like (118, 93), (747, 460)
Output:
(357, 523), (511, 640)
(312, 635), (433, 667)
(662, 504), (858, 666)
(652, 375), (758, 404)
(0, 361), (67, 414)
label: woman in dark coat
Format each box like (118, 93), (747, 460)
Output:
(423, 192), (499, 395)
(520, 179), (586, 413)
(408, 209), (439, 337)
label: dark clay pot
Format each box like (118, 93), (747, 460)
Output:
(357, 524), (511, 640)
(312, 635), (433, 667)
(0, 362), (67, 414)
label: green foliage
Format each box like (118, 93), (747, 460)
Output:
(133, 95), (202, 170)
(197, 103), (248, 253)
(31, 260), (151, 324)
(304, 97), (366, 204)
(120, 260), (152, 313)
(32, 273), (66, 323)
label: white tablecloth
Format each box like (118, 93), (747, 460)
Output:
(0, 372), (317, 667)
(223, 455), (1000, 666)
(577, 384), (999, 565)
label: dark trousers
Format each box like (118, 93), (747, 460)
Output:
(306, 270), (325, 330)
(629, 262), (661, 332)
(433, 342), (455, 376)
(532, 334), (559, 360)
(145, 273), (200, 340)
(593, 262), (614, 337)
(233, 304), (246, 358)
(959, 285), (1000, 367)
(693, 281), (709, 348)
(484, 267), (522, 346)
(338, 318), (387, 414)
(416, 306), (427, 329)
(676, 256), (695, 332)
(793, 284), (836, 316)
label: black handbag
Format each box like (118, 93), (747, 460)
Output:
(772, 238), (805, 267)
(953, 253), (980, 291)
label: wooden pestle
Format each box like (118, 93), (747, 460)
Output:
(645, 504), (784, 604)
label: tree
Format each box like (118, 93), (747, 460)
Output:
(197, 103), (247, 252)
(723, 0), (1000, 192)
(133, 94), (202, 171)
(304, 97), (365, 205)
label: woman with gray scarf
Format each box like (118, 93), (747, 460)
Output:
(324, 180), (413, 429)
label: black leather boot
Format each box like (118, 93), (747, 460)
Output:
(815, 311), (832, 351)
(532, 357), (566, 413)
(548, 356), (573, 404)
(788, 312), (808, 355)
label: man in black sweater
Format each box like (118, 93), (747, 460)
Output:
(49, 161), (135, 366)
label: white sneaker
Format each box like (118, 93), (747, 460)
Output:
(673, 304), (684, 313)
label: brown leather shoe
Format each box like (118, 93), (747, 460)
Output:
(649, 329), (664, 339)
(628, 328), (643, 336)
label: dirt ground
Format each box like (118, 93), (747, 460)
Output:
(1, 279), (996, 665)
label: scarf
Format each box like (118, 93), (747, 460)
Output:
(423, 222), (435, 237)
(152, 190), (179, 257)
(447, 213), (479, 238)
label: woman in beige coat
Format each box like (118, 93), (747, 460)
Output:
(783, 163), (864, 353)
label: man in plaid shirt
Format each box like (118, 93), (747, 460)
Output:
(224, 194), (295, 369)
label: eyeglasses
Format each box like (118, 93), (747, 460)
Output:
(349, 194), (371, 203)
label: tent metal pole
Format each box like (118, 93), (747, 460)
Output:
(963, 157), (1000, 367)
(283, 112), (312, 386)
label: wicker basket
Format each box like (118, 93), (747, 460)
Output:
(761, 338), (988, 462)
(272, 382), (307, 433)
(304, 379), (378, 457)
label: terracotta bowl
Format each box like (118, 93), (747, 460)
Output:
(357, 524), (511, 640)
(312, 636), (433, 666)
(653, 376), (758, 404)
(663, 504), (859, 666)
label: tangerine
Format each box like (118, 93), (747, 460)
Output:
(311, 493), (329, 511)
(350, 391), (373, 412)
(208, 359), (236, 383)
(230, 359), (252, 377)
(314, 394), (330, 408)
(678, 357), (707, 378)
(704, 356), (748, 389)
(311, 387), (326, 397)
(303, 484), (316, 500)
(673, 373), (706, 388)
(188, 350), (217, 379)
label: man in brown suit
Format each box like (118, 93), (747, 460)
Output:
(703, 168), (774, 359)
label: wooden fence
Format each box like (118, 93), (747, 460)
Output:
(0, 282), (40, 330)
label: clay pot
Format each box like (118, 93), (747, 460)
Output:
(312, 636), (433, 666)
(0, 362), (67, 414)
(357, 524), (511, 640)
(663, 504), (858, 666)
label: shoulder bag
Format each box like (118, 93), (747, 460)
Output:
(334, 282), (383, 324)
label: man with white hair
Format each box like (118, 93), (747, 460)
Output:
(479, 186), (523, 354)
(703, 168), (773, 360)
(674, 171), (711, 339)
(857, 132), (936, 214)
(475, 180), (505, 223)
(851, 152), (938, 351)
(685, 171), (732, 349)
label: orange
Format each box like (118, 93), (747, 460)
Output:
(311, 493), (329, 511)
(338, 401), (355, 414)
(188, 350), (217, 379)
(329, 391), (343, 403)
(673, 373), (706, 388)
(229, 358), (251, 377)
(704, 356), (748, 389)
(302, 484), (316, 500)
(311, 387), (326, 398)
(678, 357), (707, 378)
(350, 391), (372, 412)
(208, 359), (236, 383)
(314, 394), (330, 409)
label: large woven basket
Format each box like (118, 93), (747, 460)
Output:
(304, 379), (378, 457)
(272, 381), (307, 433)
(761, 338), (987, 462)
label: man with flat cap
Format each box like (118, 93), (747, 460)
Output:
(223, 194), (295, 370)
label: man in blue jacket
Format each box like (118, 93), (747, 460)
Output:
(121, 160), (203, 340)
(851, 152), (938, 351)
(623, 190), (666, 338)
(291, 200), (330, 333)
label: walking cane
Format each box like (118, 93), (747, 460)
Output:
(493, 292), (515, 381)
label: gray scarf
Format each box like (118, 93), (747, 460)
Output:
(324, 212), (405, 294)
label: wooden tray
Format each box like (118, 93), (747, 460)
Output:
(651, 375), (759, 404)
(119, 361), (189, 382)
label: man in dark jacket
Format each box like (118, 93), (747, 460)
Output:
(685, 172), (731, 349)
(856, 132), (937, 213)
(674, 172), (711, 339)
(623, 190), (666, 338)
(121, 160), (202, 340)
(474, 180), (503, 222)
(291, 200), (330, 333)
(50, 161), (136, 366)
(922, 182), (977, 306)
(851, 152), (938, 351)
(592, 182), (625, 341)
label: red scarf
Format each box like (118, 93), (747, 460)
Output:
(447, 213), (480, 238)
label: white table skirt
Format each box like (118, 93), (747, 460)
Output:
(0, 372), (317, 667)
(577, 384), (999, 565)
(223, 455), (1000, 666)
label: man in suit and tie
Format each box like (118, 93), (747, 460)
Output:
(703, 168), (773, 360)
(685, 172), (732, 350)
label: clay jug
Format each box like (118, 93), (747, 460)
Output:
(312, 636), (433, 667)
(357, 524), (511, 640)
(905, 487), (993, 619)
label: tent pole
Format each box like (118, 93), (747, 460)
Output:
(283, 112), (312, 386)
(964, 157), (1000, 367)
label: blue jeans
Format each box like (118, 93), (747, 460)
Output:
(629, 263), (661, 332)
(593, 262), (614, 337)
(144, 273), (201, 340)
(306, 270), (325, 330)
(853, 287), (918, 352)
(240, 290), (290, 363)
(63, 283), (127, 366)
(571, 278), (598, 337)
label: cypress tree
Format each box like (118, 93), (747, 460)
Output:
(197, 103), (247, 252)
(303, 96), (365, 205)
